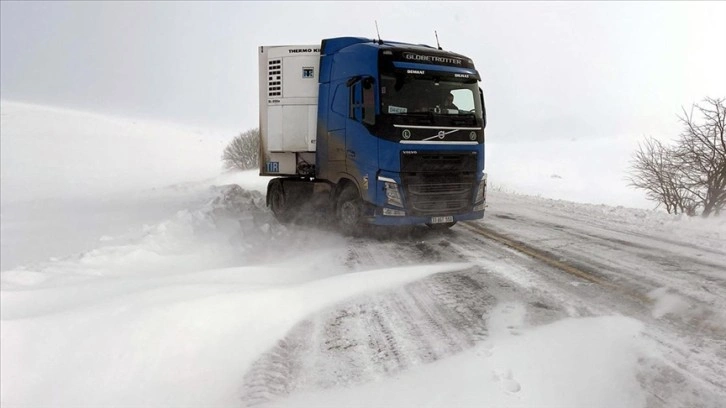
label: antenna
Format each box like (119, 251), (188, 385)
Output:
(375, 21), (383, 44)
(435, 30), (442, 50)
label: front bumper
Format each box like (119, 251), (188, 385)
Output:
(365, 209), (485, 226)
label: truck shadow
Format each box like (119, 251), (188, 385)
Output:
(277, 207), (453, 241)
(353, 224), (451, 241)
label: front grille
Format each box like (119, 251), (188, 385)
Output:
(408, 182), (471, 195)
(409, 198), (469, 213)
(400, 153), (477, 216)
(401, 152), (478, 173)
(406, 180), (473, 214)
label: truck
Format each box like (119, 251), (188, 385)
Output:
(258, 37), (487, 232)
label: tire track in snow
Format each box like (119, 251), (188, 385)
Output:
(455, 219), (726, 408)
(239, 265), (537, 406)
(239, 204), (724, 408)
(239, 226), (570, 407)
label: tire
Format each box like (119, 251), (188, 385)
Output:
(336, 184), (363, 235)
(425, 221), (457, 230)
(268, 180), (293, 223)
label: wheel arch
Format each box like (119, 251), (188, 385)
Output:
(331, 175), (360, 202)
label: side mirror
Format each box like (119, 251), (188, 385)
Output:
(362, 77), (373, 90)
(479, 87), (487, 129)
(346, 76), (361, 87)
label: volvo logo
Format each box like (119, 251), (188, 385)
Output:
(469, 131), (477, 141)
(402, 129), (411, 139)
(438, 131), (446, 139)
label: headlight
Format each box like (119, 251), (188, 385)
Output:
(475, 182), (485, 203)
(384, 181), (403, 207)
(383, 207), (406, 216)
(474, 173), (487, 203)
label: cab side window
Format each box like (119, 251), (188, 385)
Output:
(348, 76), (376, 125)
(362, 78), (375, 125)
(349, 80), (363, 121)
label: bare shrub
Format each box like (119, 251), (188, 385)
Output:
(222, 128), (260, 171)
(676, 98), (726, 217)
(629, 98), (725, 217)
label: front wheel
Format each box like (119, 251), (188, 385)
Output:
(337, 185), (363, 235)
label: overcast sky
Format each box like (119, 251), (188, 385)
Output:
(1, 1), (724, 140)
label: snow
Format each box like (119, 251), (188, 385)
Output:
(272, 315), (647, 408)
(487, 137), (654, 209)
(0, 102), (232, 202)
(648, 288), (691, 319)
(2, 101), (724, 407)
(2, 261), (466, 407)
(484, 180), (726, 256)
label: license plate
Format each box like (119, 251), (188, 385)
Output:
(430, 216), (454, 224)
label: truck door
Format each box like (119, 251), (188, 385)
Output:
(346, 76), (377, 173)
(325, 83), (347, 175)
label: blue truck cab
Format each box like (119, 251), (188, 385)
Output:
(259, 37), (487, 231)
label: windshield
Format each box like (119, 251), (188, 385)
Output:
(380, 74), (482, 118)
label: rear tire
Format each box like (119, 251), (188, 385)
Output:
(268, 179), (293, 223)
(337, 184), (363, 235)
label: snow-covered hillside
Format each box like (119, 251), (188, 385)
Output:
(1, 102), (724, 407)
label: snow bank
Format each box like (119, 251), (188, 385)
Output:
(2, 185), (271, 290)
(489, 189), (726, 252)
(3, 175), (472, 406)
(2, 250), (469, 407)
(0, 100), (237, 270)
(0, 101), (233, 203)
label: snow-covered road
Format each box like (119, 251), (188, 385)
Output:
(3, 181), (725, 407)
(2, 103), (724, 407)
(239, 190), (726, 408)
